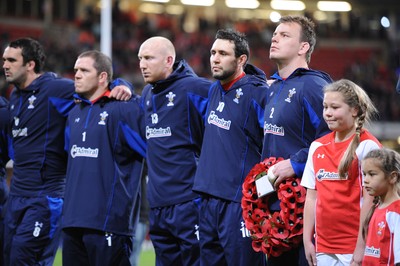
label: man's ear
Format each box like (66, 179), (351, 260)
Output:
(166, 56), (174, 67)
(299, 42), (310, 56)
(238, 54), (247, 69)
(26, 60), (36, 72)
(99, 72), (108, 84)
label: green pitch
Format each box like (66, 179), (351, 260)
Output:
(53, 248), (155, 265)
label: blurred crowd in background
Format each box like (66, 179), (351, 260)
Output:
(1, 3), (399, 121)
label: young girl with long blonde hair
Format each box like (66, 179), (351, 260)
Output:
(301, 79), (382, 266)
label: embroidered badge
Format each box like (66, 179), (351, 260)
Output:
(28, 95), (37, 109)
(166, 91), (176, 107)
(285, 88), (296, 103)
(233, 88), (243, 104)
(98, 111), (109, 125)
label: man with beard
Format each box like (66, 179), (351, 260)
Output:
(193, 29), (268, 266)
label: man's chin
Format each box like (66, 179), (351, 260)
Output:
(144, 78), (153, 84)
(212, 73), (224, 80)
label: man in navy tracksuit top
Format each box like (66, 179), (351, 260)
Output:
(138, 36), (211, 266)
(2, 38), (132, 265)
(0, 96), (9, 266)
(261, 16), (332, 266)
(192, 29), (268, 266)
(61, 50), (146, 265)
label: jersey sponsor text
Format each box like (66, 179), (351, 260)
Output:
(70, 144), (99, 158)
(263, 122), (284, 136)
(207, 111), (231, 130)
(146, 126), (172, 139)
(316, 169), (344, 181)
(364, 246), (380, 258)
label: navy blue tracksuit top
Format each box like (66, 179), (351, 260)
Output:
(262, 68), (332, 211)
(262, 68), (332, 176)
(9, 72), (75, 198)
(193, 64), (269, 202)
(140, 60), (211, 208)
(62, 94), (146, 235)
(8, 73), (132, 198)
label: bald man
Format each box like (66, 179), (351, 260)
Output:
(137, 37), (211, 265)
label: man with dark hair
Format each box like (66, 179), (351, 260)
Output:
(193, 29), (268, 266)
(2, 38), (132, 265)
(262, 15), (332, 266)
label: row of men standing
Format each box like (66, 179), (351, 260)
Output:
(137, 14), (333, 266)
(0, 15), (331, 265)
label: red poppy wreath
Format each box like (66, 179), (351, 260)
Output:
(241, 157), (306, 258)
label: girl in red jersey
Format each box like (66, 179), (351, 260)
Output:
(301, 79), (382, 266)
(361, 148), (400, 266)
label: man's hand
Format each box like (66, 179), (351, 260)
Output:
(270, 159), (295, 188)
(109, 85), (132, 101)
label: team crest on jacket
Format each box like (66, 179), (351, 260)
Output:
(166, 91), (176, 106)
(28, 95), (37, 109)
(98, 111), (109, 125)
(376, 221), (385, 236)
(285, 88), (296, 103)
(233, 88), (243, 104)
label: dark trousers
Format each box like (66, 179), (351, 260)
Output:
(62, 227), (132, 266)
